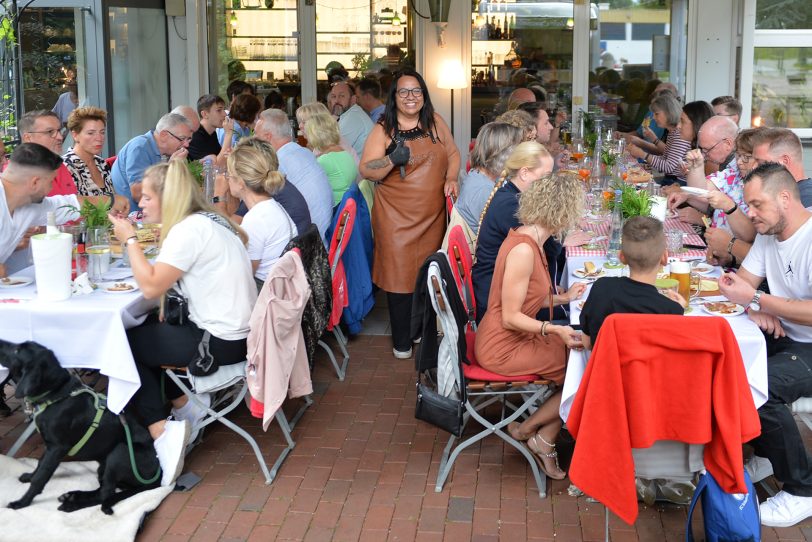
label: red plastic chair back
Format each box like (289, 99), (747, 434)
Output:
(105, 155), (117, 168)
(326, 198), (357, 329)
(447, 225), (476, 325)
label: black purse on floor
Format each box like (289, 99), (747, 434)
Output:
(415, 376), (463, 437)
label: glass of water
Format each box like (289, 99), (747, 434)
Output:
(86, 227), (111, 284)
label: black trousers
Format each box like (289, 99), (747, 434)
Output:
(750, 336), (812, 496)
(127, 314), (247, 426)
(387, 291), (413, 352)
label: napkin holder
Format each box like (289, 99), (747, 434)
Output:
(31, 232), (73, 301)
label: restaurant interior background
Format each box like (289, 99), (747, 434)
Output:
(2, 0), (811, 170)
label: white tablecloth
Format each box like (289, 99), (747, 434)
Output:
(0, 267), (155, 413)
(559, 255), (768, 421)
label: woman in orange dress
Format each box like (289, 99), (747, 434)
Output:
(360, 68), (460, 359)
(475, 172), (585, 479)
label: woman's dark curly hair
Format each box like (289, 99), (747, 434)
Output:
(382, 68), (439, 141)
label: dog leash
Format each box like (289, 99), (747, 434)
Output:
(119, 414), (161, 485)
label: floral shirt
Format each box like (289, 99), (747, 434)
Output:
(708, 158), (748, 232)
(62, 149), (114, 197)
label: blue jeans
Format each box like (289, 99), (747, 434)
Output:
(751, 336), (812, 496)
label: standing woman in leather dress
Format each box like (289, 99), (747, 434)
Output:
(360, 68), (460, 359)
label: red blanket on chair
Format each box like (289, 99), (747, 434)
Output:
(566, 314), (761, 524)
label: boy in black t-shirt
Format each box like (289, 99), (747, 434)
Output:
(578, 215), (690, 504)
(580, 216), (685, 350)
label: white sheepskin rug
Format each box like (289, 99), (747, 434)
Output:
(0, 455), (172, 542)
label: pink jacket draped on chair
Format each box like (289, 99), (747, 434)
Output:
(247, 250), (313, 431)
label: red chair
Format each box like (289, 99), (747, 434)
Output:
(446, 224), (476, 326)
(105, 155), (117, 168)
(317, 198), (356, 381)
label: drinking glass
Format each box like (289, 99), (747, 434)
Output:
(669, 260), (692, 301)
(578, 156), (592, 184)
(571, 140), (586, 164)
(86, 227), (111, 284)
(665, 229), (684, 256)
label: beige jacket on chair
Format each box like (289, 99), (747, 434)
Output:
(247, 250), (313, 431)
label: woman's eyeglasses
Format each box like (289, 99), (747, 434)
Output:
(397, 87), (423, 99)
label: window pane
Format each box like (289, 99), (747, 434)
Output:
(751, 47), (812, 129)
(209, 0), (301, 113)
(470, 0), (575, 138)
(601, 23), (626, 41)
(756, 0), (812, 30)
(631, 23), (666, 41)
(589, 1), (685, 136)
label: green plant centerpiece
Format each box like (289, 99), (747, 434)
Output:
(187, 160), (204, 186)
(613, 182), (652, 220)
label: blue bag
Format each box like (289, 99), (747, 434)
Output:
(686, 469), (761, 542)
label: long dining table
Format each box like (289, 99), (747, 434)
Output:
(0, 266), (155, 414)
(558, 217), (769, 423)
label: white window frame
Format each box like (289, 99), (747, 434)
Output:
(740, 0), (812, 139)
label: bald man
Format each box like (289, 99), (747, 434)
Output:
(171, 105), (200, 133)
(507, 87), (536, 111)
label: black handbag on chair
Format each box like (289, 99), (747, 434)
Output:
(415, 377), (463, 437)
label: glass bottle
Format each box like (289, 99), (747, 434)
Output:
(607, 189), (623, 266)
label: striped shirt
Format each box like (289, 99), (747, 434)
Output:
(647, 127), (691, 182)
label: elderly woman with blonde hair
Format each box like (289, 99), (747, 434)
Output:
(305, 112), (358, 206)
(296, 102), (359, 164)
(475, 172), (586, 480)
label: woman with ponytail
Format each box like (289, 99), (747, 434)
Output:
(109, 158), (256, 488)
(226, 137), (298, 290)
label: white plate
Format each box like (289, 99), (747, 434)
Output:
(99, 280), (139, 294)
(0, 276), (33, 288)
(701, 302), (745, 317)
(682, 186), (709, 196)
(573, 268), (606, 280)
(692, 262), (715, 275)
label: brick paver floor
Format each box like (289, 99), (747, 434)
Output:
(3, 333), (812, 541)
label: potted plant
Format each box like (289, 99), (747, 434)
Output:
(613, 182), (652, 220)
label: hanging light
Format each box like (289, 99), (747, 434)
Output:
(392, 14), (401, 26)
(566, 17), (574, 29)
(230, 11), (238, 29)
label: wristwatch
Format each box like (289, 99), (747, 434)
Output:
(724, 202), (738, 215)
(126, 236), (139, 246)
(749, 290), (763, 312)
(211, 196), (222, 204)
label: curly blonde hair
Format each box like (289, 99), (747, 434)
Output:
(496, 109), (536, 141)
(518, 172), (584, 237)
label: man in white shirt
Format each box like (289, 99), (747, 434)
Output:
(719, 162), (812, 528)
(327, 81), (374, 158)
(0, 143), (129, 276)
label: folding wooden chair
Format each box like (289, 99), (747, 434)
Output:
(427, 259), (556, 497)
(165, 363), (311, 485)
(317, 198), (356, 381)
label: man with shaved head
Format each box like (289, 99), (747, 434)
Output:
(0, 143), (129, 276)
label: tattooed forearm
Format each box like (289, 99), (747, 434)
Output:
(365, 157), (391, 170)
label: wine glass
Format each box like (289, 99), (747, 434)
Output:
(571, 140), (586, 164)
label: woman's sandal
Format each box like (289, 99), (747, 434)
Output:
(526, 433), (567, 480)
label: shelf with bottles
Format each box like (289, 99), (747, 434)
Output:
(316, 34), (373, 55)
(225, 0), (296, 9)
(226, 6), (296, 38)
(471, 11), (516, 41)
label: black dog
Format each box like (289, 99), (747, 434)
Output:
(0, 339), (161, 514)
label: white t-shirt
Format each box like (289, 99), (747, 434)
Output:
(240, 199), (297, 282)
(742, 215), (812, 342)
(0, 182), (79, 264)
(156, 214), (257, 340)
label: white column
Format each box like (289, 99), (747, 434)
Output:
(571, 0), (591, 117)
